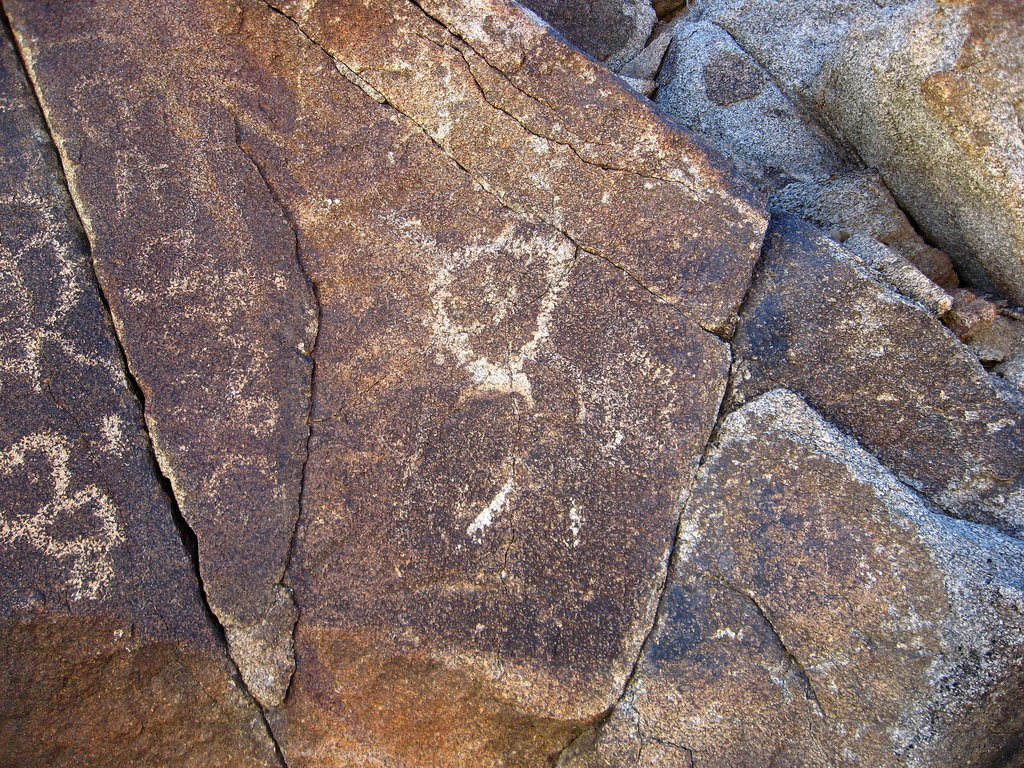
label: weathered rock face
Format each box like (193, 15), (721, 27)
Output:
(819, 0), (1024, 302)
(769, 170), (959, 291)
(3, 0), (766, 764)
(562, 390), (1024, 767)
(5, 0), (1024, 764)
(655, 20), (847, 188)
(4, 0), (319, 707)
(0, 22), (280, 767)
(731, 216), (1024, 537)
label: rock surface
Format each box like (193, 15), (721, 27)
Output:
(819, 0), (1024, 302)
(5, 0), (319, 707)
(561, 390), (1024, 767)
(4, 0), (1024, 764)
(655, 20), (847, 188)
(2, 0), (765, 764)
(731, 216), (1024, 537)
(519, 0), (657, 70)
(0, 21), (280, 767)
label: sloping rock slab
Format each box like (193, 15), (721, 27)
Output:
(732, 215), (1024, 537)
(0, 24), (279, 768)
(563, 390), (1024, 767)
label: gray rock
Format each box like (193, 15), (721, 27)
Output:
(843, 233), (952, 316)
(656, 20), (846, 188)
(770, 170), (960, 289)
(692, 0), (882, 100)
(562, 389), (1024, 768)
(818, 0), (1024, 302)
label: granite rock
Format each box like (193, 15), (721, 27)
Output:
(819, 0), (1024, 302)
(731, 216), (1024, 536)
(656, 20), (847, 189)
(562, 390), (1024, 767)
(3, 0), (765, 763)
(770, 170), (960, 290)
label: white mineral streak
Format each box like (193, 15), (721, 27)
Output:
(0, 228), (120, 394)
(0, 431), (124, 600)
(568, 503), (584, 548)
(467, 477), (514, 539)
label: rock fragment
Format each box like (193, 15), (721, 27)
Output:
(563, 390), (1024, 768)
(731, 216), (1024, 537)
(842, 233), (952, 316)
(770, 170), (960, 290)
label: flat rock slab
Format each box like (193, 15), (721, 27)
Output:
(0, 24), (278, 767)
(564, 390), (1024, 767)
(732, 215), (1024, 537)
(3, 0), (765, 764)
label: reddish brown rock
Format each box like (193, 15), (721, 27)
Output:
(0, 23), (279, 767)
(5, 0), (319, 706)
(731, 216), (1024, 537)
(268, 0), (767, 334)
(5, 0), (764, 763)
(562, 390), (1024, 768)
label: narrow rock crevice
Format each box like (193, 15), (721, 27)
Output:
(0, 9), (290, 766)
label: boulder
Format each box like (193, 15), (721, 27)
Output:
(818, 0), (1024, 301)
(691, 0), (881, 100)
(0, 23), (279, 767)
(562, 390), (1024, 768)
(731, 216), (1024, 537)
(655, 20), (847, 188)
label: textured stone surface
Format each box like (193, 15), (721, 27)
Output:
(277, 0), (767, 333)
(732, 216), (1024, 536)
(0, 22), (279, 767)
(562, 390), (1024, 768)
(655, 20), (846, 189)
(692, 0), (880, 100)
(4, 0), (765, 764)
(5, 0), (319, 706)
(519, 0), (657, 70)
(819, 0), (1024, 301)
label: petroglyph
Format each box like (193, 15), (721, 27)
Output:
(0, 431), (124, 600)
